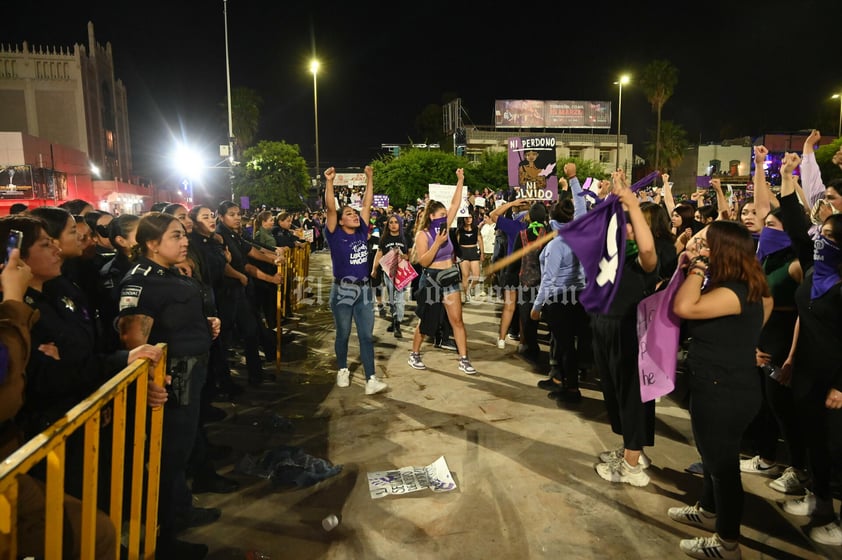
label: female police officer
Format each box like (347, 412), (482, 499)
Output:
(116, 212), (222, 559)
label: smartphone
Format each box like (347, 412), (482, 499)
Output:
(439, 223), (448, 235)
(5, 229), (22, 264)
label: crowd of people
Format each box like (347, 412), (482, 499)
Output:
(5, 131), (842, 559)
(317, 135), (842, 560)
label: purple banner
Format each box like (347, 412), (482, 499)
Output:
(373, 194), (390, 208)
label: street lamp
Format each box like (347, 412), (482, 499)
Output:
(833, 93), (842, 137)
(310, 59), (320, 186)
(223, 0), (235, 200)
(614, 74), (630, 173)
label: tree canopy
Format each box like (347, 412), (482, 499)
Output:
(232, 140), (310, 208)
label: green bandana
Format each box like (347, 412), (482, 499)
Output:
(527, 221), (544, 236)
(625, 239), (639, 258)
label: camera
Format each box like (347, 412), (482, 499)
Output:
(5, 229), (22, 264)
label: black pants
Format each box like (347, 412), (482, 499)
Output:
(543, 300), (587, 390)
(591, 313), (655, 450)
(688, 365), (761, 540)
(218, 283), (263, 381)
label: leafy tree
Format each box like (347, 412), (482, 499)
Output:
(639, 60), (678, 172)
(371, 148), (470, 208)
(413, 104), (445, 147)
(817, 138), (842, 183)
(643, 120), (689, 172)
(232, 141), (310, 208)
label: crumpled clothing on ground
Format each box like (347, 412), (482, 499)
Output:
(235, 444), (343, 488)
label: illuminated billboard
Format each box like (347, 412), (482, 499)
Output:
(495, 100), (612, 129)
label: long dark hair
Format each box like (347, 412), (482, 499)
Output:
(672, 203), (695, 232)
(706, 220), (770, 302)
(27, 206), (72, 240)
(0, 215), (47, 260)
(132, 212), (179, 260)
(415, 201), (446, 235)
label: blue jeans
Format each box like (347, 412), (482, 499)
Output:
(329, 283), (375, 379)
(382, 274), (406, 322)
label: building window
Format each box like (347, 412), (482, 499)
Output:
(105, 130), (114, 152)
(569, 149), (582, 159)
(599, 150), (612, 164)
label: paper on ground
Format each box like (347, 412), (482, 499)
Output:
(367, 456), (457, 499)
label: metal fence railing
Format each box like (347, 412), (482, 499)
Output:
(0, 343), (167, 560)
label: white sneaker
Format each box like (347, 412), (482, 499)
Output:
(496, 339), (506, 349)
(364, 376), (388, 395)
(679, 534), (741, 559)
(810, 521), (842, 546)
(407, 352), (426, 370)
(769, 466), (809, 494)
(668, 502), (717, 531)
(782, 490), (834, 517)
(336, 367), (350, 388)
(598, 445), (652, 469)
(595, 458), (650, 487)
(739, 455), (780, 476)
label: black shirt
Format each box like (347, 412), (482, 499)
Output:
(117, 257), (212, 358)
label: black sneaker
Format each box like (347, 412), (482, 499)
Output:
(537, 378), (562, 391)
(436, 338), (457, 352)
(394, 324), (403, 339)
(387, 324), (394, 332)
(555, 389), (583, 406)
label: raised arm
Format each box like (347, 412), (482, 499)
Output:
(709, 178), (730, 221)
(801, 129), (826, 207)
(359, 165), (374, 227)
(489, 198), (521, 223)
(753, 145), (772, 219)
(324, 166), (338, 233)
(661, 173), (676, 216)
(615, 170), (657, 273)
(446, 168), (465, 226)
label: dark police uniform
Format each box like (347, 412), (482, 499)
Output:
(117, 256), (212, 544)
(216, 222), (272, 384)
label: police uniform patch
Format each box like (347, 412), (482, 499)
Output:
(119, 285), (143, 310)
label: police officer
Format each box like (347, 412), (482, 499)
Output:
(116, 212), (221, 560)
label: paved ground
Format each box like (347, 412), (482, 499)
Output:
(186, 250), (839, 560)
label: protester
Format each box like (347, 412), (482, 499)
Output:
(669, 220), (772, 560)
(322, 165), (387, 395)
(408, 168), (476, 375)
(371, 213), (409, 339)
(591, 170), (659, 487)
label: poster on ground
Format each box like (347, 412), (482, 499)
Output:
(367, 456), (457, 499)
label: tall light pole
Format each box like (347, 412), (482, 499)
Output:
(833, 93), (842, 137)
(614, 74), (630, 173)
(223, 0), (235, 200)
(310, 59), (321, 187)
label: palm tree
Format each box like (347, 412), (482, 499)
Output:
(639, 60), (678, 172)
(644, 121), (689, 172)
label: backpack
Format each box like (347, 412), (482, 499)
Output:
(519, 227), (544, 287)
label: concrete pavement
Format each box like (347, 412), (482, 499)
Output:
(189, 250), (837, 560)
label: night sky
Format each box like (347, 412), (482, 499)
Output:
(6, 0), (842, 185)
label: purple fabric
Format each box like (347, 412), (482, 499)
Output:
(629, 171), (661, 193)
(812, 235), (842, 300)
(497, 216), (527, 255)
(756, 227), (792, 262)
(560, 194), (627, 314)
(637, 263), (684, 402)
(324, 226), (370, 281)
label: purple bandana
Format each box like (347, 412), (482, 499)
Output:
(811, 235), (842, 300)
(756, 227), (792, 262)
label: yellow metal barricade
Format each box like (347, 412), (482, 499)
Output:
(0, 343), (167, 560)
(274, 244), (311, 366)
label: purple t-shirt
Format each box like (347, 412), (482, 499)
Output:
(324, 225), (370, 281)
(496, 216), (527, 255)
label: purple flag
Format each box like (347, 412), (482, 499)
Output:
(560, 194), (627, 314)
(637, 263), (685, 402)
